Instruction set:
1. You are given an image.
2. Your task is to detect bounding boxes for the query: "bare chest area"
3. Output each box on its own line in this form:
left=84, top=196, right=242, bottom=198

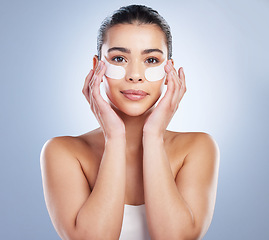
left=77, top=140, right=186, bottom=205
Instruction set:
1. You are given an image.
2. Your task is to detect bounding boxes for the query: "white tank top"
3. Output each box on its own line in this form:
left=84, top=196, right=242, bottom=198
left=119, top=204, right=151, bottom=240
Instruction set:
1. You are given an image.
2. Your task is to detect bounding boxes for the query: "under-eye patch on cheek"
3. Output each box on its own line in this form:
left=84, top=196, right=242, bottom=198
left=145, top=60, right=167, bottom=82
left=102, top=57, right=126, bottom=79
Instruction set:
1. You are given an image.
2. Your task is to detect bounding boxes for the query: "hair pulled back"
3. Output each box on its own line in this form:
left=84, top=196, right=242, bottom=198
left=97, top=5, right=172, bottom=60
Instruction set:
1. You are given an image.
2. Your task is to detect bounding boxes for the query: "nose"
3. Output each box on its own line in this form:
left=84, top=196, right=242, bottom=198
left=125, top=62, right=144, bottom=83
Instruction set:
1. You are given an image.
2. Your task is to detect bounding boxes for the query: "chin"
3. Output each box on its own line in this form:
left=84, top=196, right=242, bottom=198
left=112, top=100, right=156, bottom=118
left=121, top=106, right=151, bottom=117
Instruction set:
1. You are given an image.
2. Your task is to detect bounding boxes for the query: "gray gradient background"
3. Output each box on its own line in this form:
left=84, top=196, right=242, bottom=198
left=1, top=0, right=268, bottom=239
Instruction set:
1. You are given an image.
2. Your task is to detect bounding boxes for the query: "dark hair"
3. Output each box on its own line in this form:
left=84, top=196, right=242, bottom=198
left=97, top=5, right=172, bottom=60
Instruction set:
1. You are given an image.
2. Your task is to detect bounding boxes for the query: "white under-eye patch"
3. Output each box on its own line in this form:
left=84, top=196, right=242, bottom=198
left=101, top=57, right=167, bottom=82
left=145, top=60, right=167, bottom=82
left=102, top=57, right=126, bottom=79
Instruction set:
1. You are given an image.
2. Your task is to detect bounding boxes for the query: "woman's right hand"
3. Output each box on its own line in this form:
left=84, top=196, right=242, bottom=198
left=82, top=61, right=125, bottom=140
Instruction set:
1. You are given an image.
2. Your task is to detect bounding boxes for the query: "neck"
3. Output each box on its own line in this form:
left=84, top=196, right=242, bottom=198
left=116, top=108, right=153, bottom=147
left=112, top=106, right=154, bottom=164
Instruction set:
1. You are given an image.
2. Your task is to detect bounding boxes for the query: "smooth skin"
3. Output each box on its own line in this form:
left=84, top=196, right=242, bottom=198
left=40, top=23, right=219, bottom=240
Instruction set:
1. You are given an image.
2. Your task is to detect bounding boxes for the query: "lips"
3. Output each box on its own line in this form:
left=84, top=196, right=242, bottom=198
left=120, top=89, right=149, bottom=101
left=121, top=89, right=148, bottom=96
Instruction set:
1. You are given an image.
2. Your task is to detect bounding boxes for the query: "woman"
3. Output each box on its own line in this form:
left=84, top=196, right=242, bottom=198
left=40, top=5, right=219, bottom=240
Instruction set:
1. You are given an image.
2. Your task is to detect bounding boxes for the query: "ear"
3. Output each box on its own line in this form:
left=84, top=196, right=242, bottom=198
left=164, top=58, right=174, bottom=85
left=93, top=55, right=99, bottom=71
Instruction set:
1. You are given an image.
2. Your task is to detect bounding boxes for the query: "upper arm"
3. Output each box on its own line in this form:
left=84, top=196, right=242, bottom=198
left=175, top=133, right=220, bottom=238
left=40, top=137, right=91, bottom=240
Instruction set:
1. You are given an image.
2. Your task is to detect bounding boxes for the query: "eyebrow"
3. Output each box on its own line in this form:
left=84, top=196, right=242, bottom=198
left=142, top=48, right=163, bottom=55
left=108, top=47, right=131, bottom=53
left=107, top=47, right=163, bottom=55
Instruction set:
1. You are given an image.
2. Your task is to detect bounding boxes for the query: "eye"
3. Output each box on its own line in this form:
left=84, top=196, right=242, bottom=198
left=145, top=57, right=159, bottom=64
left=111, top=56, right=126, bottom=63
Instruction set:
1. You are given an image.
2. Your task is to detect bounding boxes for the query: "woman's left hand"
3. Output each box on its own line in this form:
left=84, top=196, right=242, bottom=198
left=143, top=60, right=186, bottom=138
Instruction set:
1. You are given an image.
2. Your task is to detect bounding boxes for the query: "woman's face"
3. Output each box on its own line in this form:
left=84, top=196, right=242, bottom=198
left=100, top=23, right=168, bottom=116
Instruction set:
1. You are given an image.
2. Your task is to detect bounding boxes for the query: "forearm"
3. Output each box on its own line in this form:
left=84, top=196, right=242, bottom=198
left=75, top=137, right=126, bottom=240
left=143, top=136, right=196, bottom=240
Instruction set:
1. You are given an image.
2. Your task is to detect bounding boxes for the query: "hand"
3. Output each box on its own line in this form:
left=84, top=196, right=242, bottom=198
left=143, top=60, right=186, bottom=138
left=82, top=61, right=125, bottom=140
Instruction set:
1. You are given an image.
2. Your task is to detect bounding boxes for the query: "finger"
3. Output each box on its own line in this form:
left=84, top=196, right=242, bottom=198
left=92, top=62, right=106, bottom=100
left=89, top=65, right=102, bottom=113
left=95, top=61, right=106, bottom=87
left=169, top=61, right=180, bottom=89
left=177, top=67, right=186, bottom=96
left=89, top=85, right=104, bottom=126
left=95, top=61, right=103, bottom=75
left=165, top=61, right=183, bottom=108
left=166, top=60, right=178, bottom=77
left=89, top=61, right=103, bottom=98
left=89, top=61, right=104, bottom=102
left=88, top=80, right=100, bottom=121
left=89, top=61, right=103, bottom=88
left=82, top=70, right=94, bottom=97
left=89, top=84, right=97, bottom=114
left=172, top=67, right=186, bottom=108
left=171, top=70, right=181, bottom=107
left=165, top=61, right=176, bottom=95
left=92, top=62, right=109, bottom=110
left=159, top=69, right=175, bottom=109
left=169, top=61, right=183, bottom=86
left=88, top=63, right=104, bottom=113
left=179, top=67, right=187, bottom=93
left=167, top=61, right=178, bottom=96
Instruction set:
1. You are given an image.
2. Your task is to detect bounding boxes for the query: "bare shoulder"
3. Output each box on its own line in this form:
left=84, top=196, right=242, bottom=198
left=165, top=130, right=220, bottom=164
left=40, top=128, right=104, bottom=167
left=41, top=135, right=77, bottom=154
left=40, top=135, right=85, bottom=163
left=183, top=132, right=220, bottom=162
left=40, top=137, right=83, bottom=185
left=166, top=130, right=218, bottom=146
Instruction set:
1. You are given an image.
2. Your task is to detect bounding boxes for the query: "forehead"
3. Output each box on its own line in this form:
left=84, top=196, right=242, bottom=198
left=103, top=24, right=167, bottom=53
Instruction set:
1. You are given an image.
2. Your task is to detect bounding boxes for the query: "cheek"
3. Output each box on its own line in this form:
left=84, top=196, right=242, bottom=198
left=150, top=80, right=165, bottom=98
left=103, top=77, right=120, bottom=96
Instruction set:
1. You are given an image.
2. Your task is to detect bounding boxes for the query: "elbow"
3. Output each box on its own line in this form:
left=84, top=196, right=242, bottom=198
left=59, top=231, right=105, bottom=240
left=55, top=225, right=99, bottom=240
left=178, top=223, right=206, bottom=240
left=179, top=212, right=203, bottom=240
left=168, top=220, right=204, bottom=240
left=153, top=222, right=203, bottom=240
left=62, top=227, right=118, bottom=240
left=57, top=217, right=120, bottom=240
left=183, top=231, right=202, bottom=240
left=167, top=229, right=201, bottom=240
